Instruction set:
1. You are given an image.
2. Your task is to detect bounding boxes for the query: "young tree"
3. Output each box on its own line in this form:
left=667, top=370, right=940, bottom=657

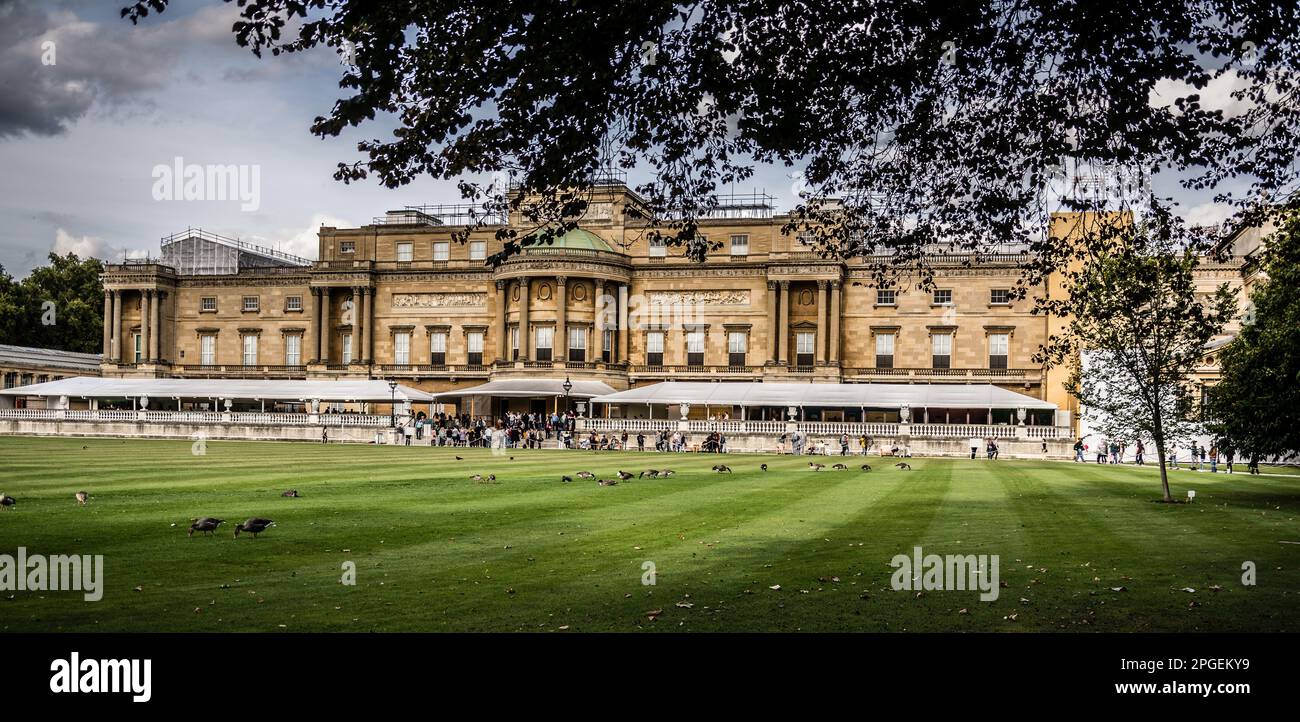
left=1208, top=214, right=1300, bottom=461
left=1061, top=232, right=1236, bottom=502
left=121, top=1, right=1300, bottom=285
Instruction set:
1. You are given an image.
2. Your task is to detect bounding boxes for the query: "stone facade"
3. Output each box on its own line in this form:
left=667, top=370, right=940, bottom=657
left=100, top=187, right=1250, bottom=428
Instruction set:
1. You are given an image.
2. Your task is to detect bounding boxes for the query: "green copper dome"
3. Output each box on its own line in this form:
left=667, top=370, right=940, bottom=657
left=524, top=228, right=615, bottom=253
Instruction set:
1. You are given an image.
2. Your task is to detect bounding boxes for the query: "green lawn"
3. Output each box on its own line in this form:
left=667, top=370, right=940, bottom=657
left=0, top=436, right=1296, bottom=632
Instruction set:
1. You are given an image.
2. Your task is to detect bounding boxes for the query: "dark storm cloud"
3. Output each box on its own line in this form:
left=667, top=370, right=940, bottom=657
left=0, top=0, right=238, bottom=139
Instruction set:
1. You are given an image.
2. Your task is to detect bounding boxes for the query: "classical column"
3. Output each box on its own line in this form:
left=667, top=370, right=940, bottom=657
left=778, top=281, right=790, bottom=365
left=766, top=281, right=778, bottom=364
left=495, top=280, right=508, bottom=362
left=318, top=289, right=331, bottom=363
left=518, top=276, right=531, bottom=361
left=360, top=287, right=372, bottom=363
left=617, top=283, right=630, bottom=363
left=111, top=290, right=122, bottom=362
left=815, top=280, right=827, bottom=364
left=309, top=289, right=321, bottom=363
left=101, top=290, right=112, bottom=358
left=594, top=278, right=606, bottom=362
left=555, top=276, right=568, bottom=363
left=828, top=281, right=841, bottom=364
left=140, top=291, right=151, bottom=364
left=150, top=290, right=162, bottom=361
left=351, top=287, right=364, bottom=364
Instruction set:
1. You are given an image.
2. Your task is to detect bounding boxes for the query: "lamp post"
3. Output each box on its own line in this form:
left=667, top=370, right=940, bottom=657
left=388, top=378, right=398, bottom=428
left=562, top=375, right=573, bottom=415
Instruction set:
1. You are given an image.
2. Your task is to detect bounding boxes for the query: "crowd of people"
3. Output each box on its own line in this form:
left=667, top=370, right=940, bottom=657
left=1070, top=437, right=1264, bottom=474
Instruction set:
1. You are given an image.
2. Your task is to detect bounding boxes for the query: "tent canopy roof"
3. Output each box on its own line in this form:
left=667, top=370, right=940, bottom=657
left=434, top=378, right=615, bottom=399
left=0, top=376, right=435, bottom=403
left=590, top=381, right=1057, bottom=409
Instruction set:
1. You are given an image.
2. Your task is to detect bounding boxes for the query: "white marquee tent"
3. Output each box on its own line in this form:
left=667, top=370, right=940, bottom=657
left=0, top=376, right=436, bottom=405
left=590, top=381, right=1057, bottom=410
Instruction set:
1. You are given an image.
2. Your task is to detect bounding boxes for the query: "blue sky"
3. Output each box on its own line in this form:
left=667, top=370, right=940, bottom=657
left=0, top=0, right=1240, bottom=276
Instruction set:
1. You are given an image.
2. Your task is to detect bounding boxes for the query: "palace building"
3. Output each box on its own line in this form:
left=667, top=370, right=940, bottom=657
left=95, top=182, right=1136, bottom=429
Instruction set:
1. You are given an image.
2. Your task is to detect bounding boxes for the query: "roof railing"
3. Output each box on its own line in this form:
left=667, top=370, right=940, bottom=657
left=159, top=227, right=311, bottom=266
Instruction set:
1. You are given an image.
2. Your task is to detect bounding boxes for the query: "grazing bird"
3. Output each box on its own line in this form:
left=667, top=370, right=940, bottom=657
left=660, top=470, right=675, bottom=477
left=895, top=462, right=912, bottom=470
left=471, top=474, right=484, bottom=482
left=832, top=463, right=848, bottom=470
left=0, top=494, right=15, bottom=508
left=860, top=464, right=872, bottom=472
left=233, top=518, right=275, bottom=538
left=576, top=471, right=595, bottom=479
left=712, top=464, right=732, bottom=473
left=561, top=475, right=573, bottom=483
left=488, top=474, right=497, bottom=482
left=809, top=463, right=825, bottom=471
left=75, top=491, right=88, bottom=505
left=281, top=489, right=301, bottom=498
left=455, top=456, right=463, bottom=461
left=639, top=469, right=659, bottom=478
left=597, top=478, right=618, bottom=486
left=617, top=470, right=634, bottom=481
left=760, top=463, right=768, bottom=471
left=188, top=517, right=225, bottom=537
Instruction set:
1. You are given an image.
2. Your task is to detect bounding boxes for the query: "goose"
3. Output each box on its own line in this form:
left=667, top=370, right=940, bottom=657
left=188, top=517, right=225, bottom=537
left=471, top=474, right=484, bottom=482
left=597, top=478, right=618, bottom=486
left=832, top=463, right=848, bottom=470
left=561, top=475, right=573, bottom=483
left=75, top=491, right=89, bottom=505
left=660, top=470, right=675, bottom=477
left=455, top=456, right=464, bottom=461
left=0, top=494, right=15, bottom=508
left=895, top=462, right=912, bottom=470
left=712, top=464, right=732, bottom=473
left=488, top=474, right=497, bottom=482
left=639, top=469, right=659, bottom=478
left=860, top=464, right=872, bottom=472
left=281, top=489, right=301, bottom=498
left=575, top=471, right=595, bottom=479
left=617, top=471, right=634, bottom=481
left=809, top=463, right=825, bottom=471
left=760, top=464, right=767, bottom=471
left=233, top=518, right=275, bottom=538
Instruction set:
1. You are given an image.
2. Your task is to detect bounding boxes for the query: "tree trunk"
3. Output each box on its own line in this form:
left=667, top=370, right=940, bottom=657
left=1154, top=436, right=1173, bottom=503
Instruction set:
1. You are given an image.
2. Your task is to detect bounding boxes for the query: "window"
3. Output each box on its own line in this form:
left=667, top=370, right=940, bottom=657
left=796, top=332, right=815, bottom=368
left=467, top=331, right=484, bottom=366
left=534, top=326, right=554, bottom=362
left=797, top=233, right=815, bottom=246
left=933, top=289, right=953, bottom=305
left=509, top=326, right=520, bottom=361
left=200, top=297, right=217, bottom=312
left=876, top=289, right=896, bottom=306
left=396, top=242, right=413, bottom=262
left=3, top=372, right=15, bottom=389
left=728, top=331, right=747, bottom=367
left=433, top=242, right=449, bottom=261
left=200, top=335, right=215, bottom=366
left=875, top=333, right=895, bottom=369
left=285, top=296, right=302, bottom=312
left=602, top=329, right=613, bottom=363
left=989, top=333, right=1009, bottom=369
left=285, top=335, right=301, bottom=366
left=430, top=331, right=447, bottom=366
left=242, top=296, right=260, bottom=312
left=686, top=329, right=705, bottom=366
left=469, top=241, right=486, bottom=261
left=394, top=332, right=411, bottom=365
left=648, top=236, right=667, bottom=257
left=341, top=333, right=353, bottom=364
left=932, top=333, right=952, bottom=369
left=568, top=327, right=586, bottom=363
left=730, top=234, right=749, bottom=256
left=646, top=331, right=665, bottom=366
left=340, top=241, right=355, bottom=254
left=133, top=333, right=143, bottom=362
left=242, top=335, right=258, bottom=366
left=990, top=288, right=1011, bottom=305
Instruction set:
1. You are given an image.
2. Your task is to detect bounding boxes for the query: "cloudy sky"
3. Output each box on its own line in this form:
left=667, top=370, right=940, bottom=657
left=0, top=0, right=1240, bottom=277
